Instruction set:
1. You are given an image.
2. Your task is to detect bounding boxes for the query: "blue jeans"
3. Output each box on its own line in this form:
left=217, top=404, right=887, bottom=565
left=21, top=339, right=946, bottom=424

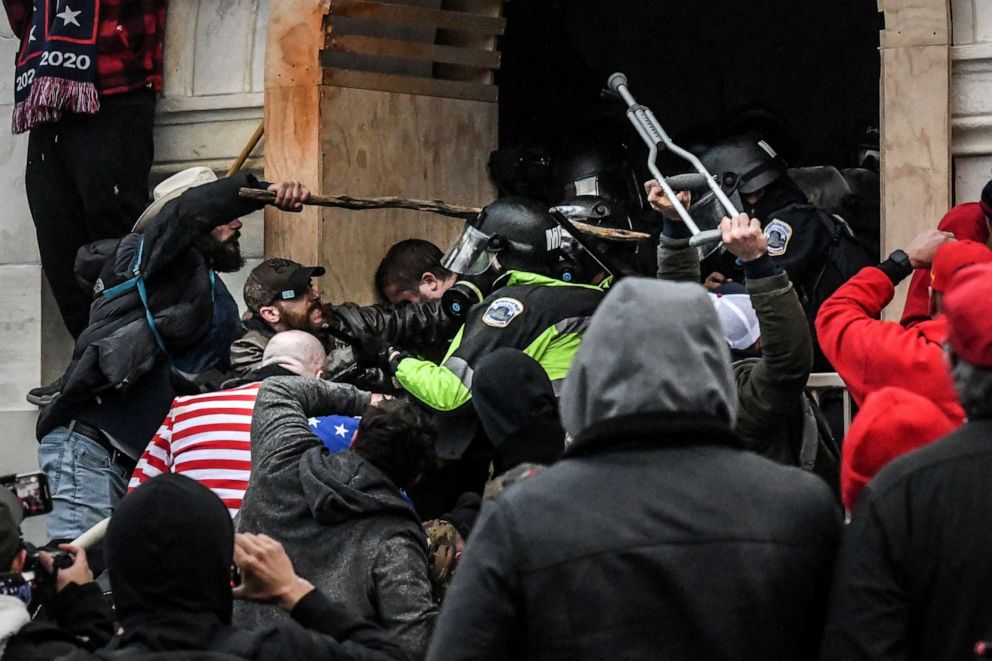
left=38, top=426, right=129, bottom=541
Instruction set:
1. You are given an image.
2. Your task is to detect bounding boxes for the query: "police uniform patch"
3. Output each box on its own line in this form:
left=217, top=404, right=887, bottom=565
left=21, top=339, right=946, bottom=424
left=482, top=297, right=524, bottom=328
left=764, top=219, right=793, bottom=257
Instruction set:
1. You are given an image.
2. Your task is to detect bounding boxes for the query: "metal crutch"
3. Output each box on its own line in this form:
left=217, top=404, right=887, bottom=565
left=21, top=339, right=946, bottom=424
left=608, top=72, right=737, bottom=247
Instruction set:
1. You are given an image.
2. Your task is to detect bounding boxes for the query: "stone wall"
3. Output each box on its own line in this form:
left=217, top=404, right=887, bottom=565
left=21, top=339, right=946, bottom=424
left=952, top=0, right=992, bottom=200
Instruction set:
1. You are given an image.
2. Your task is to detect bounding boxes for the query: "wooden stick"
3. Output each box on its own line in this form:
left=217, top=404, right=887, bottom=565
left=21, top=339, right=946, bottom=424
left=239, top=188, right=651, bottom=241
left=239, top=187, right=481, bottom=219
left=226, top=121, right=265, bottom=177
left=568, top=220, right=650, bottom=242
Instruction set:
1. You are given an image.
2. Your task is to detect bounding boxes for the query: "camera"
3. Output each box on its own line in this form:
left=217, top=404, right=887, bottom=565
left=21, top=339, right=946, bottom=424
left=0, top=544, right=74, bottom=607
left=1, top=471, right=54, bottom=518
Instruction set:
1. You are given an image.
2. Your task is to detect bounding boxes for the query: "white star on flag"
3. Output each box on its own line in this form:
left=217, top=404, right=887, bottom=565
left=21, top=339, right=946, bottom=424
left=334, top=424, right=349, bottom=438
left=56, top=5, right=81, bottom=27
left=308, top=417, right=319, bottom=428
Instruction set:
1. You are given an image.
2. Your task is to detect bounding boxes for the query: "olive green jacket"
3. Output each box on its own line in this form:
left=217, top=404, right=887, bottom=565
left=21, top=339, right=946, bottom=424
left=658, top=235, right=839, bottom=489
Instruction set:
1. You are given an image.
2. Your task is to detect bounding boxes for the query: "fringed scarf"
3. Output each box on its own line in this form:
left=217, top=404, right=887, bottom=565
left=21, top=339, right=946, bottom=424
left=12, top=0, right=101, bottom=134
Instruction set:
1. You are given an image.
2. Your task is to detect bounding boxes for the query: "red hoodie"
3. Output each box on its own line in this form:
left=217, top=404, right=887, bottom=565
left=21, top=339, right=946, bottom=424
left=816, top=266, right=965, bottom=424
left=900, top=202, right=990, bottom=327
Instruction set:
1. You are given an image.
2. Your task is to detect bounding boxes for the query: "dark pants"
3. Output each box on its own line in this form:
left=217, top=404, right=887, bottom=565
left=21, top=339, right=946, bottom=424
left=26, top=92, right=155, bottom=338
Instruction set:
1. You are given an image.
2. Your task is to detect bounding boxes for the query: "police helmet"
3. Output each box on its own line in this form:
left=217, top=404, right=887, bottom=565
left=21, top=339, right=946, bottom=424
left=700, top=137, right=786, bottom=195
left=549, top=140, right=644, bottom=215
left=442, top=196, right=562, bottom=277
left=550, top=195, right=639, bottom=281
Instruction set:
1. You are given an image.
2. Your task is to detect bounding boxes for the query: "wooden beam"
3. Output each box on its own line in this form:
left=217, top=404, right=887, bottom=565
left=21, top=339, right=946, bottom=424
left=878, top=0, right=950, bottom=48
left=880, top=43, right=951, bottom=317
left=330, top=0, right=506, bottom=36
left=265, top=0, right=328, bottom=88
left=324, top=34, right=501, bottom=69
left=324, top=68, right=498, bottom=102
left=263, top=0, right=328, bottom=266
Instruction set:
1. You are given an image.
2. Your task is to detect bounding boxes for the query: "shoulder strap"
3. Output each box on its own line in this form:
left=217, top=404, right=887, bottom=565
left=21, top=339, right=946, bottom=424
left=100, top=236, right=172, bottom=358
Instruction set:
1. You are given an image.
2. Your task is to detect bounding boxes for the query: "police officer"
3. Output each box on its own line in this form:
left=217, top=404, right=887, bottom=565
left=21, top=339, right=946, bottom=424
left=550, top=195, right=641, bottom=287
left=353, top=197, right=604, bottom=498
left=688, top=136, right=872, bottom=370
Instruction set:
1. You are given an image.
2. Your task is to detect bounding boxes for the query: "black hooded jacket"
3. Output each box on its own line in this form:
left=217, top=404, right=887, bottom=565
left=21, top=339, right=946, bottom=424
left=52, top=474, right=407, bottom=660
left=427, top=278, right=840, bottom=661
left=37, top=173, right=264, bottom=456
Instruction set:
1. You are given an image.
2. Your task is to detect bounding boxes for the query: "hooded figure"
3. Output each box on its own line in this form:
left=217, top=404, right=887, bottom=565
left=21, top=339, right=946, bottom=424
left=234, top=377, right=437, bottom=660
left=426, top=278, right=840, bottom=661
left=472, top=348, right=565, bottom=475
left=106, top=474, right=236, bottom=648
left=92, top=474, right=408, bottom=659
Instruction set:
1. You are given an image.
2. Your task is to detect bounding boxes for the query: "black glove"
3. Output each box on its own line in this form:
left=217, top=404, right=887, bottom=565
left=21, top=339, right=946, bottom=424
left=349, top=334, right=395, bottom=371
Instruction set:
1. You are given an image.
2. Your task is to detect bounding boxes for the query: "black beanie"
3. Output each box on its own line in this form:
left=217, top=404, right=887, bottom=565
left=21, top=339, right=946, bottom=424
left=105, top=474, right=234, bottom=625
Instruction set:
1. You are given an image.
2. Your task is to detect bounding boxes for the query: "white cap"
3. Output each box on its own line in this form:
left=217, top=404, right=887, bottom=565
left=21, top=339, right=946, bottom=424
left=708, top=291, right=761, bottom=351
left=132, top=166, right=219, bottom=231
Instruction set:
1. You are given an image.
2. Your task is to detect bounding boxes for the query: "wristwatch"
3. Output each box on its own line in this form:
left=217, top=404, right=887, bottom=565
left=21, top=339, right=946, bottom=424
left=888, top=249, right=912, bottom=270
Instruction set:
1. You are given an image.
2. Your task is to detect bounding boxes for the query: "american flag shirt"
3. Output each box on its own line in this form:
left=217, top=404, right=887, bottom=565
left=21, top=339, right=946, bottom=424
left=129, top=382, right=260, bottom=518
left=129, top=383, right=366, bottom=518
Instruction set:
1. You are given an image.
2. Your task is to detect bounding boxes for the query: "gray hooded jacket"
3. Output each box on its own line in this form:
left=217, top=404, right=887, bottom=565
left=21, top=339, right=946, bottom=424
left=427, top=278, right=839, bottom=661
left=234, top=377, right=437, bottom=660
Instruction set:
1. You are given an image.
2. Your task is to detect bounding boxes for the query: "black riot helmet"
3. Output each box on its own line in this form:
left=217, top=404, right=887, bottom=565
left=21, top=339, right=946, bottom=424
left=550, top=195, right=638, bottom=283
left=442, top=196, right=563, bottom=278
left=441, top=197, right=563, bottom=319
left=700, top=137, right=787, bottom=195
left=549, top=139, right=644, bottom=217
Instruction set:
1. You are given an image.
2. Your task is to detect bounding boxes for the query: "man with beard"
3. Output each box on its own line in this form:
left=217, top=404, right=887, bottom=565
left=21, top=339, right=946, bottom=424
left=35, top=167, right=308, bottom=542
left=230, top=257, right=459, bottom=392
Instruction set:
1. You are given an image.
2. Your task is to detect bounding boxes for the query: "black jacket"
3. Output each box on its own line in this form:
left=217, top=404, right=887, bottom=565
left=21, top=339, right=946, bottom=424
left=229, top=300, right=457, bottom=392
left=52, top=589, right=408, bottom=660
left=821, top=418, right=992, bottom=661
left=427, top=278, right=840, bottom=661
left=2, top=582, right=115, bottom=660
left=37, top=173, right=264, bottom=456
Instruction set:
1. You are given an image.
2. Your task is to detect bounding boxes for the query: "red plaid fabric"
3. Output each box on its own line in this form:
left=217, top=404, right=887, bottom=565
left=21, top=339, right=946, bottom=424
left=3, top=0, right=165, bottom=96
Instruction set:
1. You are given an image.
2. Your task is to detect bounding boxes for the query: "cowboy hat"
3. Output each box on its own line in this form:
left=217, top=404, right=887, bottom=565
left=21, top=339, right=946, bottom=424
left=132, top=166, right=219, bottom=231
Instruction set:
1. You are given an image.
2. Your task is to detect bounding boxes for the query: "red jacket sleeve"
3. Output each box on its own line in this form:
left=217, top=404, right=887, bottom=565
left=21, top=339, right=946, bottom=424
left=815, top=266, right=964, bottom=423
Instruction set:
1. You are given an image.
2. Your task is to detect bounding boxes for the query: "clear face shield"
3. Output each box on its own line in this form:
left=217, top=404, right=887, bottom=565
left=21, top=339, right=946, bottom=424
left=442, top=224, right=501, bottom=276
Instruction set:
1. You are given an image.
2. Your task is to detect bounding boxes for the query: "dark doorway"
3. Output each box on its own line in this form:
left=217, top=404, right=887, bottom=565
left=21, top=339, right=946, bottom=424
left=497, top=1, right=883, bottom=171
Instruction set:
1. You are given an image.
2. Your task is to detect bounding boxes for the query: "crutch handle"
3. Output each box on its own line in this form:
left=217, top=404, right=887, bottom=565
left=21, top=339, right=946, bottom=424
left=664, top=173, right=713, bottom=193
left=688, top=229, right=723, bottom=247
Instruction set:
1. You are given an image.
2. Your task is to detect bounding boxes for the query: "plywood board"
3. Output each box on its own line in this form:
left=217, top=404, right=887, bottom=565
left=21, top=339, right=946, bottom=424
left=263, top=84, right=323, bottom=266
left=878, top=0, right=950, bottom=47
left=325, top=34, right=500, bottom=69
left=265, top=0, right=328, bottom=88
left=881, top=43, right=951, bottom=317
left=264, top=0, right=328, bottom=269
left=331, top=0, right=506, bottom=36
left=323, top=68, right=498, bottom=101
left=316, top=85, right=497, bottom=303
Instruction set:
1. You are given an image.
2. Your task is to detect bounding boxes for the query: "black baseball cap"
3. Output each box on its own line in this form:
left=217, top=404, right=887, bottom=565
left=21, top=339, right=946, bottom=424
left=243, top=258, right=325, bottom=313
